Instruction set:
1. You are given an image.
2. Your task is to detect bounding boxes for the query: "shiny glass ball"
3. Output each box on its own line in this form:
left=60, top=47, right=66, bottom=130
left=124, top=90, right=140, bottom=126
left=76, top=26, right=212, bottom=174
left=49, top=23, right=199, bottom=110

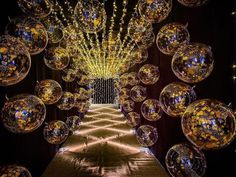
left=136, top=125, right=158, bottom=147
left=159, top=82, right=196, bottom=117
left=172, top=43, right=214, bottom=83
left=1, top=94, right=46, bottom=134
left=131, top=47, right=148, bottom=64
left=130, top=85, right=147, bottom=102
left=121, top=99, right=135, bottom=113
left=165, top=143, right=207, bottom=177
left=126, top=112, right=141, bottom=128
left=138, top=64, right=160, bottom=85
left=0, top=35, right=31, bottom=86
left=141, top=99, right=163, bottom=121
left=182, top=99, right=236, bottom=150
left=75, top=88, right=89, bottom=101
left=34, top=79, right=62, bottom=105
left=126, top=72, right=140, bottom=86
left=77, top=75, right=92, bottom=86
left=56, top=92, right=74, bottom=110
left=119, top=88, right=130, bottom=99
left=43, top=120, right=69, bottom=144
left=156, top=22, right=190, bottom=55
left=76, top=101, right=90, bottom=113
left=62, top=69, right=77, bottom=82
left=177, top=0, right=208, bottom=7
left=0, top=165, right=32, bottom=177
left=66, top=115, right=81, bottom=132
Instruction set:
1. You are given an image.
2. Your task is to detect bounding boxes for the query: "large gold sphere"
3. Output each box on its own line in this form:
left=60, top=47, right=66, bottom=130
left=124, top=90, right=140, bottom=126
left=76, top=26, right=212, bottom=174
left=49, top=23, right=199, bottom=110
left=159, top=82, right=196, bottom=117
left=1, top=94, right=46, bottom=134
left=136, top=125, right=158, bottom=147
left=182, top=99, right=236, bottom=150
left=172, top=43, right=214, bottom=83
left=177, top=0, right=208, bottom=7
left=0, top=165, right=32, bottom=177
left=138, top=64, right=160, bottom=85
left=141, top=99, right=163, bottom=121
left=0, top=35, right=31, bottom=86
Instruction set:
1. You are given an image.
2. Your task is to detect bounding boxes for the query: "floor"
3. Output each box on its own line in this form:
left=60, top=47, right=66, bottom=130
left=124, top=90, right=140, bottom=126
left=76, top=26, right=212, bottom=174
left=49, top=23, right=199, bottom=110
left=42, top=104, right=169, bottom=177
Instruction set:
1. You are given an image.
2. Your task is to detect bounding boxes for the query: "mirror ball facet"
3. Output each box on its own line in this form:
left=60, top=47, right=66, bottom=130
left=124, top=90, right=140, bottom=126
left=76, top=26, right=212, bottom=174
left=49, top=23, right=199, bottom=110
left=182, top=99, right=236, bottom=150
left=126, top=112, right=141, bottom=128
left=141, top=99, right=163, bottom=121
left=159, top=82, right=197, bottom=117
left=136, top=125, right=158, bottom=147
left=0, top=35, right=31, bottom=86
left=56, top=92, right=75, bottom=110
left=43, top=120, right=69, bottom=145
left=165, top=143, right=207, bottom=177
left=34, top=79, right=62, bottom=105
left=0, top=165, right=32, bottom=177
left=1, top=94, right=46, bottom=134
left=138, top=64, right=160, bottom=85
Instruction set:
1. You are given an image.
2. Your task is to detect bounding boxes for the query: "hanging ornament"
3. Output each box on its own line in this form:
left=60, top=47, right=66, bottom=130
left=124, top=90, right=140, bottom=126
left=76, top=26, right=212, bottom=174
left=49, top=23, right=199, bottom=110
left=138, top=64, right=160, bottom=85
left=62, top=68, right=77, bottom=82
left=177, top=0, right=208, bottom=7
left=44, top=47, right=70, bottom=70
left=126, top=112, right=141, bottom=128
left=74, top=0, right=107, bottom=33
left=5, top=17, right=48, bottom=55
left=182, top=99, right=236, bottom=150
left=0, top=165, right=32, bottom=177
left=1, top=94, right=46, bottom=134
left=56, top=92, right=74, bottom=110
left=126, top=72, right=140, bottom=86
left=159, top=82, right=196, bottom=117
left=76, top=101, right=90, bottom=113
left=77, top=75, right=92, bottom=86
left=66, top=115, right=81, bottom=132
left=130, top=85, right=147, bottom=102
left=165, top=143, right=207, bottom=177
left=172, top=43, right=214, bottom=83
left=136, top=125, right=158, bottom=147
left=119, top=73, right=129, bottom=88
left=75, top=88, right=89, bottom=100
left=119, top=88, right=130, bottom=99
left=141, top=99, right=163, bottom=121
left=156, top=22, right=190, bottom=55
left=0, top=35, right=31, bottom=86
left=43, top=120, right=69, bottom=145
left=17, top=0, right=52, bottom=18
left=138, top=0, right=172, bottom=23
left=136, top=31, right=156, bottom=49
left=131, top=47, right=148, bottom=64
left=34, top=79, right=62, bottom=105
left=121, top=99, right=135, bottom=113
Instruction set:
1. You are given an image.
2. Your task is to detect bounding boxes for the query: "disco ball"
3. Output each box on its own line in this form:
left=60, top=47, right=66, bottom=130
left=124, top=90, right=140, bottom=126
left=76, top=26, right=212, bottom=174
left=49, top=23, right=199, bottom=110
left=159, top=82, right=196, bottom=117
left=182, top=99, right=236, bottom=150
left=76, top=101, right=90, bottom=113
left=141, top=99, right=163, bottom=121
left=136, top=125, right=158, bottom=147
left=172, top=43, right=214, bottom=83
left=34, top=79, right=62, bottom=105
left=62, top=68, right=77, bottom=82
left=165, top=143, right=207, bottom=177
left=74, top=0, right=107, bottom=33
left=119, top=73, right=129, bottom=88
left=138, top=64, right=160, bottom=85
left=5, top=17, right=48, bottom=55
left=0, top=35, right=31, bottom=86
left=43, top=120, right=69, bottom=144
left=131, top=47, right=148, bottom=64
left=130, top=85, right=147, bottom=102
left=0, top=165, right=32, bottom=177
left=126, top=112, right=141, bottom=128
left=121, top=100, right=135, bottom=113
left=56, top=92, right=74, bottom=110
left=156, top=22, right=190, bottom=55
left=177, top=0, right=208, bottom=7
left=126, top=72, right=140, bottom=86
left=44, top=47, right=70, bottom=70
left=17, top=0, right=52, bottom=18
left=1, top=94, right=46, bottom=134
left=119, top=88, right=130, bottom=99
left=138, top=0, right=172, bottom=23
left=66, top=115, right=81, bottom=131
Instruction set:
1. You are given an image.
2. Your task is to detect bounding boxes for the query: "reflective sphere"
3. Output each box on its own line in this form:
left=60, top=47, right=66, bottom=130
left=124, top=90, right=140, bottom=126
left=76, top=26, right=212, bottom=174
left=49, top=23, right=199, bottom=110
left=5, top=17, right=48, bottom=55
left=130, top=85, right=147, bottom=102
left=35, top=79, right=62, bottom=105
left=17, top=0, right=52, bottom=18
left=44, top=47, right=70, bottom=70
left=75, top=87, right=89, bottom=100
left=177, top=0, right=208, bottom=7
left=74, top=0, right=107, bottom=33
left=141, top=99, right=163, bottom=121
left=1, top=94, right=46, bottom=134
left=119, top=73, right=129, bottom=88
left=121, top=100, right=135, bottom=113
left=62, top=69, right=77, bottom=82
left=77, top=75, right=92, bottom=86
left=138, top=0, right=172, bottom=23
left=131, top=47, right=148, bottom=64
left=66, top=115, right=81, bottom=131
left=160, top=82, right=196, bottom=117
left=126, top=72, right=140, bottom=86
left=136, top=31, right=156, bottom=49
left=43, top=120, right=69, bottom=144
left=182, top=99, right=236, bottom=150
left=157, top=23, right=190, bottom=55
left=56, top=92, right=74, bottom=110
left=165, top=143, right=207, bottom=177
left=172, top=43, right=214, bottom=83
left=0, top=165, right=32, bottom=177
left=0, top=35, right=31, bottom=86
left=76, top=101, right=90, bottom=113
left=136, top=125, right=158, bottom=147
left=138, top=64, right=160, bottom=85
left=119, top=88, right=130, bottom=99
left=126, top=112, right=141, bottom=128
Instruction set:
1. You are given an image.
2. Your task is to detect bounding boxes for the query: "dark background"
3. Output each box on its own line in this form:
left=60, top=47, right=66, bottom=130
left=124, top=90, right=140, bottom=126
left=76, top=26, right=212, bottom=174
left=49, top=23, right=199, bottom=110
left=0, top=0, right=236, bottom=177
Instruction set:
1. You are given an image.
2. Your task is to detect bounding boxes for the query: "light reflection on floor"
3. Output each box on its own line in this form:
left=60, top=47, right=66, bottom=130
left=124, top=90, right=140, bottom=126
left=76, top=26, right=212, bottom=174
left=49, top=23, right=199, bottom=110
left=42, top=104, right=169, bottom=177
